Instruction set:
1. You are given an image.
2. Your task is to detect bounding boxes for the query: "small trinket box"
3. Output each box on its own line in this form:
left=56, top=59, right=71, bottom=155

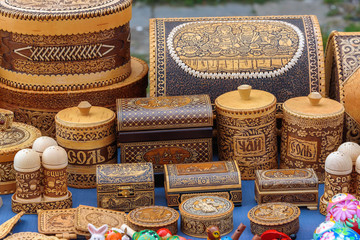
left=127, top=206, right=179, bottom=235
left=164, top=161, right=242, bottom=207
left=179, top=195, right=234, bottom=238
left=255, top=168, right=318, bottom=210
left=248, top=202, right=300, bottom=236
left=96, top=162, right=155, bottom=212
left=117, top=95, right=213, bottom=173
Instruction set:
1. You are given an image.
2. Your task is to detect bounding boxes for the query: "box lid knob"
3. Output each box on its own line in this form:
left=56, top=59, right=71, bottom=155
left=77, top=101, right=92, bottom=116
left=238, top=85, right=251, bottom=100
left=308, top=92, right=322, bottom=106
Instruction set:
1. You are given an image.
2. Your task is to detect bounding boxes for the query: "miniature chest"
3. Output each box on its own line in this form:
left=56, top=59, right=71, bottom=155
left=255, top=168, right=318, bottom=210
left=248, top=202, right=300, bottom=236
left=150, top=15, right=325, bottom=115
left=117, top=95, right=213, bottom=173
left=55, top=102, right=117, bottom=189
left=280, top=93, right=344, bottom=182
left=179, top=195, right=234, bottom=238
left=96, top=162, right=155, bottom=212
left=0, top=109, right=41, bottom=195
left=164, top=161, right=242, bottom=207
left=127, top=206, right=179, bottom=235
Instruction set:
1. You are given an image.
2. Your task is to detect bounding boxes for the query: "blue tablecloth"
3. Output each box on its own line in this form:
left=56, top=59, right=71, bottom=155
left=0, top=181, right=325, bottom=240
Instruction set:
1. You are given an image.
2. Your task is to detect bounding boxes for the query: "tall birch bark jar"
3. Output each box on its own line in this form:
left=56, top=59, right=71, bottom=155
left=55, top=101, right=117, bottom=188
left=215, top=85, right=277, bottom=180
left=280, top=92, right=344, bottom=182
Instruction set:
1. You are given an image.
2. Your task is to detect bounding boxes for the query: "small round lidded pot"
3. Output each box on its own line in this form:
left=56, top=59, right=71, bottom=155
left=55, top=101, right=117, bottom=188
left=215, top=85, right=277, bottom=179
left=280, top=92, right=344, bottom=182
left=179, top=195, right=234, bottom=238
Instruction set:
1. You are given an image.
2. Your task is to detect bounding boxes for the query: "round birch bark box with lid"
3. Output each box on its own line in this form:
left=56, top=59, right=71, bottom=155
left=55, top=101, right=117, bottom=188
left=280, top=92, right=345, bottom=182
left=0, top=109, right=41, bottom=194
left=215, top=85, right=277, bottom=180
left=179, top=195, right=234, bottom=238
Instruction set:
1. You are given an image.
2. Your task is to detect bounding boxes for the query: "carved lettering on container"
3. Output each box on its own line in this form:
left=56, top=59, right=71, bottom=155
left=233, top=134, right=265, bottom=157
left=287, top=137, right=318, bottom=162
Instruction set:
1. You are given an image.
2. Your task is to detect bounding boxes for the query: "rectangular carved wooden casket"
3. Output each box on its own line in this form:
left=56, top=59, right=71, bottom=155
left=117, top=95, right=213, bottom=173
left=325, top=31, right=360, bottom=143
left=96, top=162, right=155, bottom=212
left=255, top=168, right=318, bottom=210
left=150, top=15, right=325, bottom=114
left=164, top=161, right=242, bottom=207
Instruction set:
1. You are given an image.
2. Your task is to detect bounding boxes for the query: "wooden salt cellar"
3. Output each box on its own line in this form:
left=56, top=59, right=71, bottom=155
left=280, top=92, right=344, bottom=182
left=319, top=151, right=352, bottom=215
left=248, top=202, right=300, bottom=236
left=179, top=195, right=234, bottom=238
left=215, top=85, right=277, bottom=180
left=0, top=109, right=41, bottom=195
left=55, top=101, right=117, bottom=188
left=127, top=206, right=179, bottom=235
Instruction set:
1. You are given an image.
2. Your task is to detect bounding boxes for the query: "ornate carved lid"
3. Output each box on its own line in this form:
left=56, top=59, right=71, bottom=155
left=55, top=101, right=115, bottom=128
left=179, top=195, right=233, bottom=219
left=248, top=202, right=300, bottom=226
left=215, top=85, right=276, bottom=117
left=283, top=92, right=344, bottom=119
left=38, top=208, right=76, bottom=235
left=0, top=0, right=132, bottom=35
left=127, top=206, right=179, bottom=228
left=0, top=122, right=41, bottom=158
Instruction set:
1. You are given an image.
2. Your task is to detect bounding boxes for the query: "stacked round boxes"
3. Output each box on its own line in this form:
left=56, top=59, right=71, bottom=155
left=0, top=0, right=148, bottom=137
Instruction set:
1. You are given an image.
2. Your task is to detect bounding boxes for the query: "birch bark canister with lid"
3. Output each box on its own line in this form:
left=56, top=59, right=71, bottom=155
left=280, top=92, right=345, bottom=182
left=55, top=101, right=117, bottom=188
left=215, top=85, right=277, bottom=180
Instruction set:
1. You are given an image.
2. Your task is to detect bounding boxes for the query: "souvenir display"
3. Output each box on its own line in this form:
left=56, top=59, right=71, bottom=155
left=75, top=205, right=126, bottom=237
left=255, top=168, right=318, bottom=210
left=42, top=146, right=69, bottom=201
left=320, top=151, right=353, bottom=215
left=215, top=85, right=277, bottom=179
left=4, top=232, right=61, bottom=240
left=325, top=31, right=360, bottom=144
left=127, top=206, right=179, bottom=234
left=149, top=15, right=325, bottom=115
left=0, top=110, right=41, bottom=195
left=179, top=195, right=234, bottom=238
left=0, top=211, right=24, bottom=239
left=55, top=101, right=117, bottom=189
left=280, top=92, right=344, bottom=182
left=164, top=161, right=242, bottom=207
left=338, top=142, right=360, bottom=194
left=117, top=95, right=213, bottom=173
left=248, top=202, right=300, bottom=236
left=96, top=163, right=155, bottom=212
left=37, top=208, right=76, bottom=236
left=0, top=57, right=148, bottom=137
left=326, top=199, right=360, bottom=234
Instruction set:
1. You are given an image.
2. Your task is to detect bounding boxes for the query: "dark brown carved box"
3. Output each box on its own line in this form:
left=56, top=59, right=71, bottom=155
left=117, top=95, right=213, bottom=173
left=255, top=168, right=318, bottom=210
left=164, top=161, right=242, bottom=207
left=96, top=162, right=155, bottom=212
left=149, top=15, right=325, bottom=115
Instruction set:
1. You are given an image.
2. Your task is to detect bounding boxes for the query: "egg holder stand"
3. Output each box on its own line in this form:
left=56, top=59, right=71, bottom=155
left=11, top=191, right=72, bottom=214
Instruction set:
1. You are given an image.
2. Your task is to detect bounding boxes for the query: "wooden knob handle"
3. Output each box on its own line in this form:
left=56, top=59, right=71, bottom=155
left=238, top=85, right=252, bottom=100
left=77, top=101, right=92, bottom=116
left=0, top=108, right=14, bottom=131
left=308, top=92, right=322, bottom=106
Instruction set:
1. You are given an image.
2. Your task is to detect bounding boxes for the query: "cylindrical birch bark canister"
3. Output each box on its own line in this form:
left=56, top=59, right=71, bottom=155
left=0, top=109, right=41, bottom=195
left=319, top=151, right=352, bottom=215
left=42, top=146, right=68, bottom=202
left=13, top=149, right=42, bottom=203
left=215, top=85, right=277, bottom=180
left=337, top=142, right=360, bottom=194
left=55, top=101, right=117, bottom=188
left=280, top=92, right=345, bottom=182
